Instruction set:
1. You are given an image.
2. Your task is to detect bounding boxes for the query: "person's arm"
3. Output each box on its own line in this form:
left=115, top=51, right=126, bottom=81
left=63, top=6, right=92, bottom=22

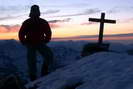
left=19, top=22, right=27, bottom=45
left=44, top=22, right=52, bottom=43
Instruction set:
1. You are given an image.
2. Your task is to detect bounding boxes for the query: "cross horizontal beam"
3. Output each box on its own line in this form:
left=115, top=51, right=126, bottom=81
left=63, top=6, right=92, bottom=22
left=88, top=13, right=116, bottom=44
left=89, top=18, right=116, bottom=24
left=89, top=18, right=101, bottom=22
left=104, top=19, right=116, bottom=23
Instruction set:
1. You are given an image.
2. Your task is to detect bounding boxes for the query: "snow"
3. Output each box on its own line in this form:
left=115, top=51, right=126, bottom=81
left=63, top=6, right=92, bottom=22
left=26, top=52, right=133, bottom=89
left=0, top=40, right=86, bottom=81
left=0, top=40, right=133, bottom=89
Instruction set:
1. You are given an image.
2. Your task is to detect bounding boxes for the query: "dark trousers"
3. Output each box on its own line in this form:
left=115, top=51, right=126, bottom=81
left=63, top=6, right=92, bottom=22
left=26, top=43, right=53, bottom=81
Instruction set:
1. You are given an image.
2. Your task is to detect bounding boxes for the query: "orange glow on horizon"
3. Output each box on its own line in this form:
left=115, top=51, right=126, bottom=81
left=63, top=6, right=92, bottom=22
left=0, top=32, right=133, bottom=42
left=0, top=32, right=18, bottom=40
left=0, top=22, right=133, bottom=40
left=51, top=36, right=133, bottom=41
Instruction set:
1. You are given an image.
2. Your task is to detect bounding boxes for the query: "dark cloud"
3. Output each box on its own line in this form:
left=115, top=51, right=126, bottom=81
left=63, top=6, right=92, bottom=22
left=108, top=6, right=133, bottom=14
left=0, top=5, right=28, bottom=21
left=42, top=9, right=60, bottom=14
left=48, top=18, right=71, bottom=23
left=0, top=25, right=20, bottom=33
left=71, top=3, right=89, bottom=8
left=41, top=3, right=89, bottom=8
left=84, top=8, right=101, bottom=15
left=0, top=7, right=60, bottom=20
left=80, top=22, right=97, bottom=26
left=0, top=5, right=28, bottom=13
left=48, top=18, right=71, bottom=28
left=0, top=6, right=18, bottom=12
left=0, top=14, right=24, bottom=21
left=0, top=25, right=11, bottom=31
left=49, top=20, right=61, bottom=23
left=0, top=16, right=16, bottom=21
left=51, top=8, right=101, bottom=17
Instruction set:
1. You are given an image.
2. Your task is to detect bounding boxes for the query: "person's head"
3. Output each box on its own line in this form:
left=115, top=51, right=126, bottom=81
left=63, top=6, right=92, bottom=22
left=29, top=5, right=40, bottom=18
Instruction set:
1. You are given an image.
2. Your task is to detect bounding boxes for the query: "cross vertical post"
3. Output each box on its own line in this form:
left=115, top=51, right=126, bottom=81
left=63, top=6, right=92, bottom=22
left=89, top=13, right=116, bottom=45
left=99, top=13, right=105, bottom=44
left=82, top=13, right=116, bottom=57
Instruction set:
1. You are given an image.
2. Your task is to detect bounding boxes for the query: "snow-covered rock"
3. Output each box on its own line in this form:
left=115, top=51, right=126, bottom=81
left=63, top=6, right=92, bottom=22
left=0, top=40, right=86, bottom=81
left=109, top=42, right=129, bottom=53
left=0, top=40, right=133, bottom=89
left=26, top=52, right=133, bottom=89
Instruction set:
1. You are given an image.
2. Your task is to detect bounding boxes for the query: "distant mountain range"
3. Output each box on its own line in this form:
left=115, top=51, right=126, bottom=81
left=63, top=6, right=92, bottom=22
left=52, top=33, right=133, bottom=41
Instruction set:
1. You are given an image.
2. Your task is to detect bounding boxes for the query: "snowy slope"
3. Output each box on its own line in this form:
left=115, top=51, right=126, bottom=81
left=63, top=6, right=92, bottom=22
left=26, top=52, right=133, bottom=89
left=0, top=40, right=87, bottom=81
left=0, top=40, right=133, bottom=89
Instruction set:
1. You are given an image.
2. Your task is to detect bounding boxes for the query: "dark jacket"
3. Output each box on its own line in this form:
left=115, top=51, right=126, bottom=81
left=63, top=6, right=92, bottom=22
left=19, top=18, right=51, bottom=46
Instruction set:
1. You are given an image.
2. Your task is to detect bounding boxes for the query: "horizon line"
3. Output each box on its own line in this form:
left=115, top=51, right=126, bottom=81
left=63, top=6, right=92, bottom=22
left=0, top=33, right=133, bottom=41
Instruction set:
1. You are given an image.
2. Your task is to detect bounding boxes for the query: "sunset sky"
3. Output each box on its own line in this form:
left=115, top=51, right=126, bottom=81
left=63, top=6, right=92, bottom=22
left=0, top=0, right=133, bottom=40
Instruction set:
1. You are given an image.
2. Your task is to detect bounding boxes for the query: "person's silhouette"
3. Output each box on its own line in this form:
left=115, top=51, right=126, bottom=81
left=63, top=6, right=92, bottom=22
left=19, top=5, right=53, bottom=81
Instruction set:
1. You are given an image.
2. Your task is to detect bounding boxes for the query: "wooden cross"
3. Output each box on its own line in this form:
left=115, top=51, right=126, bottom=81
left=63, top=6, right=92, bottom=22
left=89, top=13, right=116, bottom=44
